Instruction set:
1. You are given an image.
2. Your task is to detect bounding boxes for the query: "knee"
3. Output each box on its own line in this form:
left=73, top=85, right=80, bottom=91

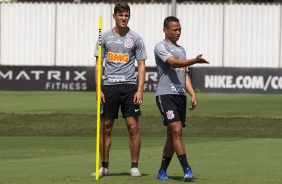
left=171, top=128, right=182, bottom=139
left=101, top=123, right=112, bottom=135
left=128, top=124, right=139, bottom=137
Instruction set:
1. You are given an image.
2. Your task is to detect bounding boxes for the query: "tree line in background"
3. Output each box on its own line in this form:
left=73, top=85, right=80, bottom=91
left=14, top=0, right=281, bottom=3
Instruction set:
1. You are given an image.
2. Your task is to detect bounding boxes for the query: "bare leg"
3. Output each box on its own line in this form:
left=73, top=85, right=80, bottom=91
left=100, top=118, right=115, bottom=163
left=125, top=116, right=141, bottom=163
left=163, top=127, right=174, bottom=157
left=157, top=121, right=187, bottom=180
left=157, top=125, right=175, bottom=179
left=168, top=121, right=192, bottom=177
left=168, top=121, right=185, bottom=155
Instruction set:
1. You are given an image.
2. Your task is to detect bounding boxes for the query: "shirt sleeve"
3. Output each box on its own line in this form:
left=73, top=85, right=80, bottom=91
left=135, top=37, right=148, bottom=61
left=154, top=43, right=173, bottom=63
left=94, top=33, right=105, bottom=58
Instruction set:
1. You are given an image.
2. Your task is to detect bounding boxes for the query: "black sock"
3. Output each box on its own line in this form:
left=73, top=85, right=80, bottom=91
left=131, top=162, right=138, bottom=168
left=177, top=154, right=190, bottom=171
left=159, top=156, right=172, bottom=172
left=102, top=162, right=109, bottom=169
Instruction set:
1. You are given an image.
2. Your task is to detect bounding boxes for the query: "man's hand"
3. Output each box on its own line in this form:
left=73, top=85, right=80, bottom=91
left=134, top=91, right=143, bottom=105
left=189, top=95, right=197, bottom=111
left=195, top=54, right=209, bottom=64
left=96, top=91, right=105, bottom=105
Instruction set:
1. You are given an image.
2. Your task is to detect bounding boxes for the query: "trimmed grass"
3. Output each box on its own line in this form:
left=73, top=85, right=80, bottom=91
left=1, top=137, right=282, bottom=184
left=1, top=91, right=282, bottom=118
left=1, top=91, right=282, bottom=183
left=1, top=114, right=282, bottom=138
left=1, top=91, right=282, bottom=138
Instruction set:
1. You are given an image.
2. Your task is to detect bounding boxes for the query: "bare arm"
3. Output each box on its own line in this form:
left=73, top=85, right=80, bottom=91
left=167, top=54, right=209, bottom=68
left=95, top=57, right=105, bottom=104
left=185, top=73, right=197, bottom=111
left=134, top=60, right=145, bottom=105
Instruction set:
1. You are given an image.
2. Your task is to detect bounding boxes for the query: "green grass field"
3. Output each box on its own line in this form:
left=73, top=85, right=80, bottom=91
left=1, top=91, right=282, bottom=118
left=1, top=91, right=282, bottom=183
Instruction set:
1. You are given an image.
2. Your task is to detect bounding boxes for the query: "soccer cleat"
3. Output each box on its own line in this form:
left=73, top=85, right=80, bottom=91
left=157, top=170, right=169, bottom=180
left=183, top=167, right=194, bottom=182
left=130, top=167, right=142, bottom=177
left=91, top=167, right=109, bottom=178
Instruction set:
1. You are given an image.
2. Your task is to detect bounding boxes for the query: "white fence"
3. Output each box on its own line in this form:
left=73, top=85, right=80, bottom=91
left=0, top=2, right=281, bottom=67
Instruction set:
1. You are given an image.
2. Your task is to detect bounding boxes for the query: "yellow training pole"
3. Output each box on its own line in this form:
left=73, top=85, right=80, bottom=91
left=95, top=17, right=102, bottom=181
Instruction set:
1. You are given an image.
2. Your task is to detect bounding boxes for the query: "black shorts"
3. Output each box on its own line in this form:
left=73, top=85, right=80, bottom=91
left=101, top=84, right=141, bottom=119
left=156, top=95, right=187, bottom=127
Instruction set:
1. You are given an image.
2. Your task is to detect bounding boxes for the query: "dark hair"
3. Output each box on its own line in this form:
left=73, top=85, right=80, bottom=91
left=164, top=16, right=179, bottom=28
left=114, top=2, right=130, bottom=15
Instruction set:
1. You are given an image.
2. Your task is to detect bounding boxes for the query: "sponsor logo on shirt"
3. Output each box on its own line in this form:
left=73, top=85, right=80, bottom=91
left=107, top=52, right=129, bottom=63
left=171, top=83, right=185, bottom=93
left=115, top=39, right=123, bottom=44
left=107, top=75, right=126, bottom=83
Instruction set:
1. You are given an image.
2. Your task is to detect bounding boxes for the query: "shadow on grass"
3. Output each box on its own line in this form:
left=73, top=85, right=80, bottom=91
left=108, top=172, right=149, bottom=177
left=170, top=176, right=199, bottom=182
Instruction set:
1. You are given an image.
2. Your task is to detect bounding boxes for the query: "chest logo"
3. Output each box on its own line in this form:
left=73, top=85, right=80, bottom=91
left=124, top=38, right=134, bottom=48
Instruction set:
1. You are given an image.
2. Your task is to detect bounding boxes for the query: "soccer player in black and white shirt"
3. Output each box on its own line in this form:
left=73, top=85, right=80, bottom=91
left=154, top=16, right=209, bottom=182
left=92, top=2, right=147, bottom=178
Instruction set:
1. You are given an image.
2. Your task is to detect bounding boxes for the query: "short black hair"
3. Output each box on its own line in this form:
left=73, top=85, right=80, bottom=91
left=114, top=2, right=130, bottom=15
left=164, top=16, right=179, bottom=28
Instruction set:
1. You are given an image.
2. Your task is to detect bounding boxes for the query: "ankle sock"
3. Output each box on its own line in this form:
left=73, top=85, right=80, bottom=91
left=159, top=156, right=172, bottom=172
left=102, top=162, right=109, bottom=169
left=131, top=162, right=138, bottom=168
left=177, top=154, right=190, bottom=171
